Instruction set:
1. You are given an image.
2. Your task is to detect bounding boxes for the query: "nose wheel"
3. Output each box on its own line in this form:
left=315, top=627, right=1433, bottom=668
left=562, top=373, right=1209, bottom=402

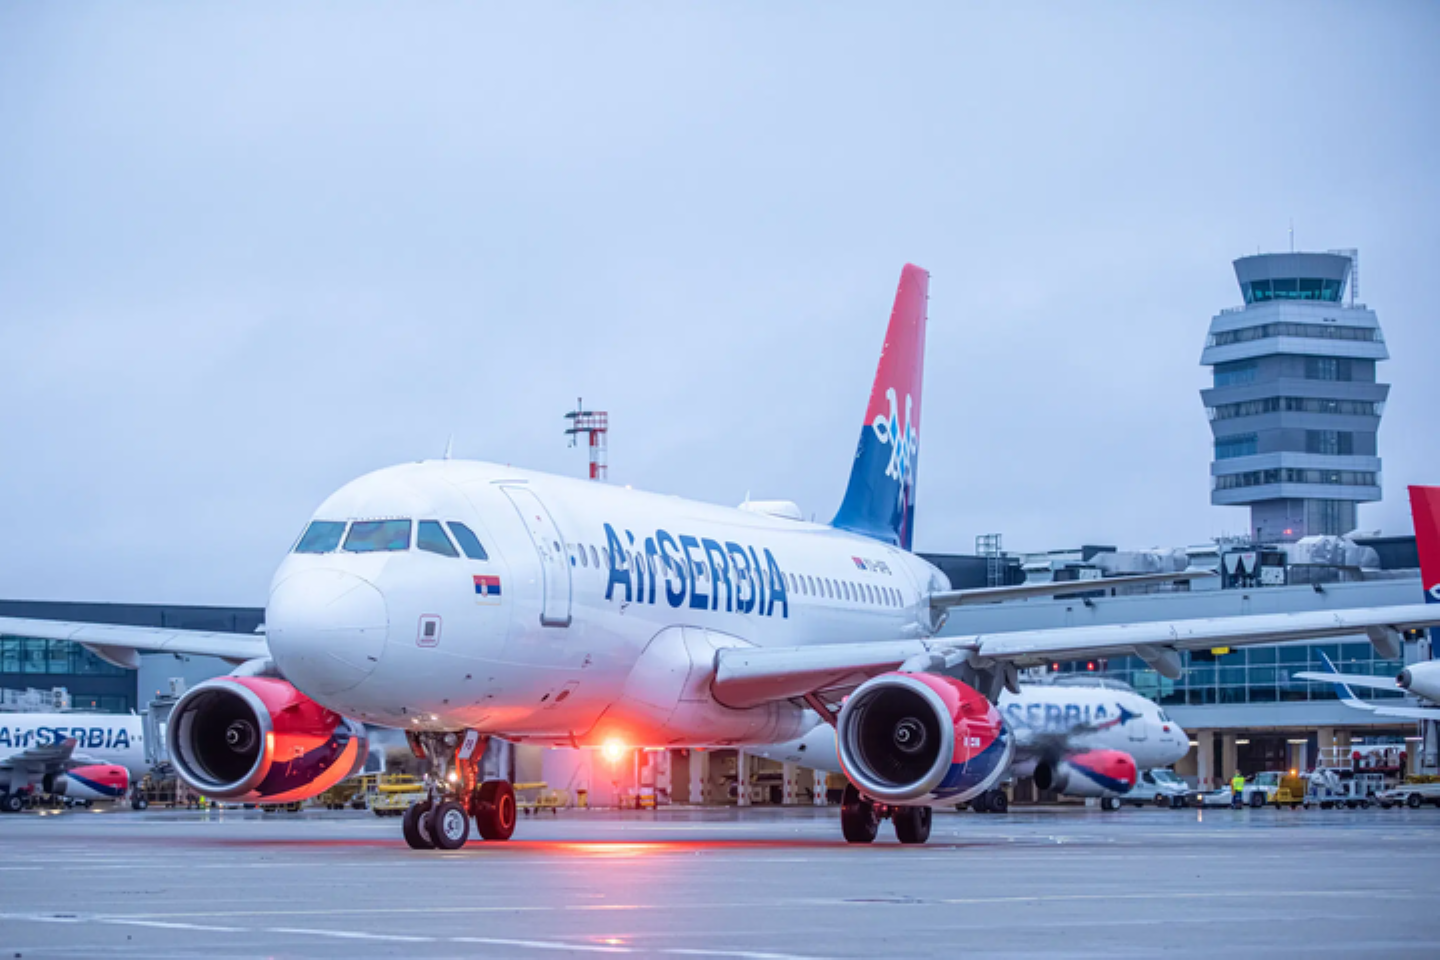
left=401, top=730, right=519, bottom=850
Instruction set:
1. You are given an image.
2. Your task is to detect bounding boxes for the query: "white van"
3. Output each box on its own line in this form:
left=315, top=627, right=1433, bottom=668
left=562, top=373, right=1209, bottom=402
left=1123, top=769, right=1191, bottom=808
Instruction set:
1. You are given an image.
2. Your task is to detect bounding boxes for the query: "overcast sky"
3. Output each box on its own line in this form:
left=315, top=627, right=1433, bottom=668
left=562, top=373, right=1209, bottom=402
left=2, top=2, right=1437, bottom=606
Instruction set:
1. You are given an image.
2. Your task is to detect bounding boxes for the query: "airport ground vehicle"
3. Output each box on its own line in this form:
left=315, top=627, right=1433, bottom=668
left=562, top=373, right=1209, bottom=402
left=1376, top=778, right=1440, bottom=809
left=1122, top=769, right=1191, bottom=808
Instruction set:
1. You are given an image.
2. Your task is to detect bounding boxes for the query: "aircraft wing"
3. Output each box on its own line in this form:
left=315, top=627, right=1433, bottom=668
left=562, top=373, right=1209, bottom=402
left=713, top=603, right=1440, bottom=709
left=0, top=617, right=267, bottom=669
left=0, top=737, right=78, bottom=786
left=929, top=570, right=1215, bottom=609
left=1294, top=671, right=1401, bottom=692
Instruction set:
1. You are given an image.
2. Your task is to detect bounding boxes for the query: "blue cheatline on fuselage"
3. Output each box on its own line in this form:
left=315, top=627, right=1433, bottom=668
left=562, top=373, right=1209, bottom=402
left=602, top=523, right=789, bottom=618
left=67, top=770, right=126, bottom=798
left=1069, top=756, right=1135, bottom=795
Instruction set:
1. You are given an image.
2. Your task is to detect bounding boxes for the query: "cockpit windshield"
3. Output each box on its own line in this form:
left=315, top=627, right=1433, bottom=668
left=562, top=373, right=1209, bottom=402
left=294, top=521, right=346, bottom=554
left=343, top=520, right=412, bottom=553
left=417, top=521, right=459, bottom=558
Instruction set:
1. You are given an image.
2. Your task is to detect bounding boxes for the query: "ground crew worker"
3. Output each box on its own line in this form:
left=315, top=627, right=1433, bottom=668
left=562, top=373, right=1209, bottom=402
left=1230, top=772, right=1246, bottom=808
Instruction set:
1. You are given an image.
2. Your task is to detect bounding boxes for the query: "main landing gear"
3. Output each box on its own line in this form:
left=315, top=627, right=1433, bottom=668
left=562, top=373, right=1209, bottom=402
left=401, top=731, right=518, bottom=851
left=839, top=783, right=933, bottom=845
left=967, top=788, right=1008, bottom=814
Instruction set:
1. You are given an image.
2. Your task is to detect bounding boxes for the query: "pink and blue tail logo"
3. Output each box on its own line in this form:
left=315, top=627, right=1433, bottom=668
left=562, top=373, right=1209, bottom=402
left=834, top=264, right=928, bottom=550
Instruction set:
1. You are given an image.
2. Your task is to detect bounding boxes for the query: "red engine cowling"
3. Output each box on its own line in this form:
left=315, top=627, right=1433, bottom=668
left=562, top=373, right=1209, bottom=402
left=836, top=672, right=1013, bottom=805
left=51, top=764, right=130, bottom=802
left=166, top=676, right=369, bottom=803
left=1034, top=749, right=1137, bottom=798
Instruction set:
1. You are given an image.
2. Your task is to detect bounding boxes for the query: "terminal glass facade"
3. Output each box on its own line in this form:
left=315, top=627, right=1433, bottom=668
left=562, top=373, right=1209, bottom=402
left=0, top=636, right=134, bottom=712
left=1055, top=642, right=1406, bottom=707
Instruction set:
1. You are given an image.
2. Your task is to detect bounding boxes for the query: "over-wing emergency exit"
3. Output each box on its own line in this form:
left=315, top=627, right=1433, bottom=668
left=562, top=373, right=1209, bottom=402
left=3, top=265, right=1438, bottom=847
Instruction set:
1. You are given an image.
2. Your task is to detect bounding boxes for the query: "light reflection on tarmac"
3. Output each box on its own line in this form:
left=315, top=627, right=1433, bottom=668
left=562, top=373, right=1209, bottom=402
left=1, top=805, right=1437, bottom=958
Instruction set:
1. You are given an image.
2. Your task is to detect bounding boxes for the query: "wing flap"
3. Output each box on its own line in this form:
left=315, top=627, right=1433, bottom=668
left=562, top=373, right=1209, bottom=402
left=0, top=617, right=267, bottom=665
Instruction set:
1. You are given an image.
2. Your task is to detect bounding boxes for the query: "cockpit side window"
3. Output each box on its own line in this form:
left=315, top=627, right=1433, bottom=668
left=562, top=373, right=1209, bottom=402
left=417, top=521, right=460, bottom=558
left=294, top=521, right=347, bottom=554
left=446, top=522, right=490, bottom=561
left=343, top=520, right=412, bottom=553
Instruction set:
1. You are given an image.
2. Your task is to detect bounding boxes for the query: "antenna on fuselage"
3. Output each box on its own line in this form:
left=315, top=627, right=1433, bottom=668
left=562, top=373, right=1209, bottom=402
left=442, top=434, right=455, bottom=460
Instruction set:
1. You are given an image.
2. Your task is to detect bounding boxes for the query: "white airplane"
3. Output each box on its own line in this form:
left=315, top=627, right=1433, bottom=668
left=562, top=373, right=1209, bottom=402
left=1295, top=485, right=1440, bottom=722
left=753, top=678, right=1188, bottom=813
left=4, top=264, right=1439, bottom=847
left=0, top=713, right=146, bottom=812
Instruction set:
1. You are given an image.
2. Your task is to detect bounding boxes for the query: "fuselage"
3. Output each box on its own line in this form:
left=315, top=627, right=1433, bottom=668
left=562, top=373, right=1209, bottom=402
left=0, top=713, right=147, bottom=777
left=266, top=459, right=950, bottom=742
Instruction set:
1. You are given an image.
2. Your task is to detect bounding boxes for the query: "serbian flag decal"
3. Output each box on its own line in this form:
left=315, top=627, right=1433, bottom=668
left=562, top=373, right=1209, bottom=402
left=474, top=575, right=502, bottom=604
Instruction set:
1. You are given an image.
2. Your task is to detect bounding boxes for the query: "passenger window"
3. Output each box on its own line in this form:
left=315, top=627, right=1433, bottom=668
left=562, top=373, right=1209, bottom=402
left=294, top=521, right=346, bottom=554
left=446, top=522, right=490, bottom=561
left=417, top=521, right=459, bottom=558
left=344, top=520, right=411, bottom=553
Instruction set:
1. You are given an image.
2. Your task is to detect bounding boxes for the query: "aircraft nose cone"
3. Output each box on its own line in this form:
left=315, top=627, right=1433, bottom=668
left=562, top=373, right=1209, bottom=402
left=267, top=569, right=389, bottom=697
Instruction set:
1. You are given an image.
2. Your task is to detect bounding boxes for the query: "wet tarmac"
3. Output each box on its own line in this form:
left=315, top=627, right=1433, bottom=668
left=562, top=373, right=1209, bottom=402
left=1, top=803, right=1437, bottom=958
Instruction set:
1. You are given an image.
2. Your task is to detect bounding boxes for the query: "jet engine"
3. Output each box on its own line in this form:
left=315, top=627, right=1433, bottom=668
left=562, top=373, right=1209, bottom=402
left=166, top=676, right=369, bottom=803
left=47, top=764, right=130, bottom=802
left=836, top=672, right=1012, bottom=805
left=1398, top=661, right=1440, bottom=702
left=1033, top=749, right=1138, bottom=798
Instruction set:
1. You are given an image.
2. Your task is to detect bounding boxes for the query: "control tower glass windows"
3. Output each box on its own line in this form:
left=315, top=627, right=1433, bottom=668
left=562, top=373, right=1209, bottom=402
left=1209, top=397, right=1382, bottom=420
left=1215, top=434, right=1258, bottom=460
left=1213, top=360, right=1257, bottom=388
left=1214, top=469, right=1376, bottom=491
left=1242, top=277, right=1344, bottom=304
left=1305, top=430, right=1354, bottom=456
left=1209, top=323, right=1379, bottom=347
left=1304, top=357, right=1352, bottom=381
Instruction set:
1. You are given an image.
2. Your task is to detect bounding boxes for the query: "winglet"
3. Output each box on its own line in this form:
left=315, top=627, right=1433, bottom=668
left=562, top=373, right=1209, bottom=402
left=1311, top=651, right=1380, bottom=712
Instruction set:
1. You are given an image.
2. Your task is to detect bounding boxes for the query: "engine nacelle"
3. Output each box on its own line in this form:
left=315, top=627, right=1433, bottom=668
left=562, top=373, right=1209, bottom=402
left=1399, top=661, right=1440, bottom=702
left=1033, top=749, right=1138, bottom=798
left=166, top=676, right=369, bottom=803
left=49, top=764, right=130, bottom=802
left=836, top=672, right=1012, bottom=805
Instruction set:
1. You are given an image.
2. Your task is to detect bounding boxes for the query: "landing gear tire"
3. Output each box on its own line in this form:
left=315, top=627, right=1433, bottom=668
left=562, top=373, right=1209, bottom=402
left=1, top=793, right=23, bottom=814
left=893, top=806, right=932, bottom=844
left=969, top=791, right=990, bottom=814
left=402, top=799, right=435, bottom=850
left=987, top=790, right=1008, bottom=814
left=429, top=799, right=470, bottom=850
left=840, top=784, right=879, bottom=844
left=1101, top=796, right=1121, bottom=811
left=131, top=797, right=148, bottom=811
left=474, top=780, right=517, bottom=841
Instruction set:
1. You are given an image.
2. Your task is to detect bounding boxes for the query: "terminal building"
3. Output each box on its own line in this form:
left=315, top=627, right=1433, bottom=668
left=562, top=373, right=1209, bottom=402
left=0, top=246, right=1432, bottom=800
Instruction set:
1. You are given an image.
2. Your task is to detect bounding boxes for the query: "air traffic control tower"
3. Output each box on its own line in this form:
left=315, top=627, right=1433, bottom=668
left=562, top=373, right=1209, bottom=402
left=1201, top=251, right=1388, bottom=542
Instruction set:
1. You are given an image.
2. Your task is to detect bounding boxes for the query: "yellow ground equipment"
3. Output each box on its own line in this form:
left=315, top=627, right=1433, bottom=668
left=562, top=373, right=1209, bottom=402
left=370, top=775, right=427, bottom=817
left=514, top=781, right=568, bottom=816
left=1273, top=772, right=1308, bottom=809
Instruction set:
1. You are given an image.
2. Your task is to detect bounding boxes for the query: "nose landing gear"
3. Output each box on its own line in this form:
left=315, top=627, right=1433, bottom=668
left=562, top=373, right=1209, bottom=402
left=400, top=730, right=518, bottom=850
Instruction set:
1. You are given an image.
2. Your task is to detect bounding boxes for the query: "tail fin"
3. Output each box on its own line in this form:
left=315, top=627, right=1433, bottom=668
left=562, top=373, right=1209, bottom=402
left=1410, top=485, right=1440, bottom=603
left=833, top=264, right=929, bottom=550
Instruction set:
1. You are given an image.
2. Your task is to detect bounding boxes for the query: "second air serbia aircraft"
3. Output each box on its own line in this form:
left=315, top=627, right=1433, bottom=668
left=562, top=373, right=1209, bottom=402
left=5, top=265, right=1440, bottom=847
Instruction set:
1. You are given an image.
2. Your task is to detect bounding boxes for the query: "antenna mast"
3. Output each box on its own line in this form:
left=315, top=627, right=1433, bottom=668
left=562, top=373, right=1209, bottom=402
left=563, top=399, right=609, bottom=482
